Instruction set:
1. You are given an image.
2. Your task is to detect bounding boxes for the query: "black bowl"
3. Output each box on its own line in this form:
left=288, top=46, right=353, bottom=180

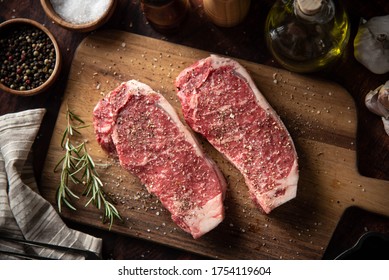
left=336, top=232, right=389, bottom=260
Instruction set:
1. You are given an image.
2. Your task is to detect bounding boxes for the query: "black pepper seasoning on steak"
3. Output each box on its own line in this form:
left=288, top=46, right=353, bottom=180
left=93, top=80, right=226, bottom=238
left=175, top=55, right=299, bottom=214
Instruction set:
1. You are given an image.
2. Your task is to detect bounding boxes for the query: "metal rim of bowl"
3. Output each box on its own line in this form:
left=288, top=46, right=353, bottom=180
left=335, top=231, right=389, bottom=260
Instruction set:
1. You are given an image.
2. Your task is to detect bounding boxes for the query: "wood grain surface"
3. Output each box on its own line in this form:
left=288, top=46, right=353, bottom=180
left=40, top=30, right=389, bottom=260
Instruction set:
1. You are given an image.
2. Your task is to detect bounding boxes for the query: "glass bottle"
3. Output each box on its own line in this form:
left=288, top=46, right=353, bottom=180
left=265, top=0, right=350, bottom=73
left=141, top=0, right=190, bottom=32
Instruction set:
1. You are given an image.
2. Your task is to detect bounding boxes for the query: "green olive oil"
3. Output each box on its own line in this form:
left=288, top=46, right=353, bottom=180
left=265, top=0, right=350, bottom=73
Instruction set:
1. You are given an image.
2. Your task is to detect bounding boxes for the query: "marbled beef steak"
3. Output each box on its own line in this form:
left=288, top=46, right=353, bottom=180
left=93, top=80, right=226, bottom=238
left=175, top=55, right=299, bottom=213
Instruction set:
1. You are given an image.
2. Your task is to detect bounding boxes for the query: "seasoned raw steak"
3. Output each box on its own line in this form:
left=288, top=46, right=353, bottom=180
left=93, top=80, right=226, bottom=238
left=175, top=55, right=299, bottom=214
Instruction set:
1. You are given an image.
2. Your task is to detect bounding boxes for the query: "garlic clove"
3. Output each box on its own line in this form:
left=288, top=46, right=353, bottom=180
left=377, top=80, right=389, bottom=110
left=365, top=81, right=389, bottom=136
left=354, top=15, right=389, bottom=74
left=365, top=87, right=389, bottom=119
left=383, top=117, right=389, bottom=136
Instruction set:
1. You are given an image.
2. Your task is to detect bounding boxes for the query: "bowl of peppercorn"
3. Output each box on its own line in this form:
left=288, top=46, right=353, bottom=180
left=0, top=18, right=61, bottom=96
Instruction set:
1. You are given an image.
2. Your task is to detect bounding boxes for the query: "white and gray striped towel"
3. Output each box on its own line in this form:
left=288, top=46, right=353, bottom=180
left=0, top=109, right=102, bottom=259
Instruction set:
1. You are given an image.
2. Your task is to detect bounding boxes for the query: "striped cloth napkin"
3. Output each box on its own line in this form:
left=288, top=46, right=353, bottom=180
left=0, top=109, right=102, bottom=259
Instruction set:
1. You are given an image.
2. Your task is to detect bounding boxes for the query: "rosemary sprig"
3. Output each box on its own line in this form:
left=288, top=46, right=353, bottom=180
left=54, top=108, right=122, bottom=229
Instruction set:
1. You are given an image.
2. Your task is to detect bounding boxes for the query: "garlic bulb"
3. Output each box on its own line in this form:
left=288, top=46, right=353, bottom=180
left=365, top=80, right=389, bottom=135
left=354, top=15, right=389, bottom=74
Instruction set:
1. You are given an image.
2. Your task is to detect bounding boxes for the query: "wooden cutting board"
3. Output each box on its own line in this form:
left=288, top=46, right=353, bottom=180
left=40, top=30, right=389, bottom=260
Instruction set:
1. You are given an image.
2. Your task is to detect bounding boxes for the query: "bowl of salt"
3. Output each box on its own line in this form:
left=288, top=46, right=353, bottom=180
left=40, top=0, right=117, bottom=32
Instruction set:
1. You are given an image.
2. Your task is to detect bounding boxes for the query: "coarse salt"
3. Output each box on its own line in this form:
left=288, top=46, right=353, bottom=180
left=50, top=0, right=110, bottom=24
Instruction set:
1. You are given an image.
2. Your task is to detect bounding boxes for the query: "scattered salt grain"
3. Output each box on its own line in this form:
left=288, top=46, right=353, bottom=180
left=50, top=0, right=110, bottom=24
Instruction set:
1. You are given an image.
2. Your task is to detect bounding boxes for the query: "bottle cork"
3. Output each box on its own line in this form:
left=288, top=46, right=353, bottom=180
left=296, top=0, right=323, bottom=15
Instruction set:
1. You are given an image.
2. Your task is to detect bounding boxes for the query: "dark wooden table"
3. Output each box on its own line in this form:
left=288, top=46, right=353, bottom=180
left=1, top=0, right=388, bottom=259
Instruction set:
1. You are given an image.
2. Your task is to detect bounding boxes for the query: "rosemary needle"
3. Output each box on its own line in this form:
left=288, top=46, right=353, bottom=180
left=54, top=108, right=122, bottom=229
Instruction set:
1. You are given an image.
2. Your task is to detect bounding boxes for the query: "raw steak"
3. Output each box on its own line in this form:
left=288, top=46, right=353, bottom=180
left=175, top=55, right=299, bottom=214
left=93, top=80, right=226, bottom=238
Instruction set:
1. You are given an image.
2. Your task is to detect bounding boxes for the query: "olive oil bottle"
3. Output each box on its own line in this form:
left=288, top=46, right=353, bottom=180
left=265, top=0, right=350, bottom=73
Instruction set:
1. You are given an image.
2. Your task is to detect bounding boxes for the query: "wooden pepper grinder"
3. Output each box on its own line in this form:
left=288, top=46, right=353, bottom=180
left=203, top=0, right=251, bottom=27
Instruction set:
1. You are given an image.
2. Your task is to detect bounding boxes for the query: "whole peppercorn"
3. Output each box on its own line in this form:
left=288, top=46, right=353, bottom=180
left=0, top=25, right=56, bottom=91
